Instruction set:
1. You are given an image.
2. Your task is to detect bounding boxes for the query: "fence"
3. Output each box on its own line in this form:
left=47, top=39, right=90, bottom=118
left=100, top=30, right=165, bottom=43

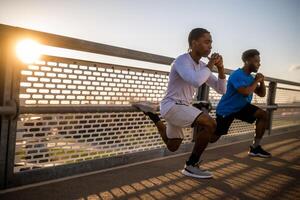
left=0, top=24, right=300, bottom=188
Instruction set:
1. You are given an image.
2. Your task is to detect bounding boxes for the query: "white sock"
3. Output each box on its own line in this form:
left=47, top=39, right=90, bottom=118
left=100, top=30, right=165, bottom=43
left=252, top=138, right=261, bottom=148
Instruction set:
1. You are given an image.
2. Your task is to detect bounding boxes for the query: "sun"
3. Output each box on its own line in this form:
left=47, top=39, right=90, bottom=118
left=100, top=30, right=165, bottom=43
left=16, top=39, right=41, bottom=64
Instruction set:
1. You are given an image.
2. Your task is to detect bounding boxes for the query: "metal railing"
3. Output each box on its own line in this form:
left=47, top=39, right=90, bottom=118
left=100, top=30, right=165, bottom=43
left=0, top=24, right=300, bottom=188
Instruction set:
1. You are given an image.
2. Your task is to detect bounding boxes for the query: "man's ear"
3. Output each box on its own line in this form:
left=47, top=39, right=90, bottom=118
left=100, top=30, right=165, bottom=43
left=191, top=40, right=197, bottom=48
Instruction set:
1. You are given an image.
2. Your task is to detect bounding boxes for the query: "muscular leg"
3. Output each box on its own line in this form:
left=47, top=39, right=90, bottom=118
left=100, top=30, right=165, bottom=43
left=193, top=101, right=218, bottom=143
left=191, top=121, right=220, bottom=144
left=186, top=113, right=216, bottom=166
left=155, top=121, right=183, bottom=152
left=139, top=116, right=182, bottom=152
left=252, top=109, right=268, bottom=147
left=154, top=112, right=216, bottom=155
left=209, top=114, right=234, bottom=143
left=141, top=111, right=173, bottom=147
left=131, top=102, right=174, bottom=147
left=248, top=108, right=271, bottom=157
left=167, top=138, right=183, bottom=152
left=132, top=102, right=196, bottom=152
left=155, top=121, right=168, bottom=144
left=210, top=108, right=268, bottom=145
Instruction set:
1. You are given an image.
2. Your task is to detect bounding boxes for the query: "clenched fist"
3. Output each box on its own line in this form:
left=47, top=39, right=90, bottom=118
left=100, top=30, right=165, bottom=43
left=207, top=53, right=224, bottom=71
left=255, top=73, right=264, bottom=82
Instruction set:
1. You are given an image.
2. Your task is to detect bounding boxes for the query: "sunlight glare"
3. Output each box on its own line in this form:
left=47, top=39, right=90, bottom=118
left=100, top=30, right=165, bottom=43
left=16, top=39, right=41, bottom=64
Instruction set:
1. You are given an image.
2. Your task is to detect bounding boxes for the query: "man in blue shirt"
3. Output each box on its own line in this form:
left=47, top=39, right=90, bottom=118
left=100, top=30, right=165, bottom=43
left=212, top=49, right=271, bottom=157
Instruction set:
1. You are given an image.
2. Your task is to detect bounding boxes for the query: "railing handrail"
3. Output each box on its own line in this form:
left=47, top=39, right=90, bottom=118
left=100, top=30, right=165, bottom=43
left=0, top=24, right=174, bottom=65
left=1, top=103, right=300, bottom=116
left=1, top=23, right=300, bottom=86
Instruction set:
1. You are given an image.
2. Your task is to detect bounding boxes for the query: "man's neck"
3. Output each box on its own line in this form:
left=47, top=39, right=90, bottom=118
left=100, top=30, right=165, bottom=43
left=189, top=51, right=201, bottom=64
left=242, top=65, right=252, bottom=75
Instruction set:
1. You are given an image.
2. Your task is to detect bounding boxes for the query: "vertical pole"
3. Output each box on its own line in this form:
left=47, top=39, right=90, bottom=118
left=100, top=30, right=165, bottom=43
left=0, top=27, right=5, bottom=189
left=197, top=83, right=210, bottom=102
left=0, top=27, right=23, bottom=188
left=193, top=84, right=210, bottom=141
left=0, top=27, right=14, bottom=189
left=266, top=81, right=277, bottom=135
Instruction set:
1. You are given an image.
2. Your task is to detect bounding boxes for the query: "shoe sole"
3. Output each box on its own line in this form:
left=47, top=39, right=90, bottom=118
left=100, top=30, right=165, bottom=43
left=181, top=169, right=213, bottom=179
left=131, top=102, right=156, bottom=113
left=248, top=152, right=272, bottom=158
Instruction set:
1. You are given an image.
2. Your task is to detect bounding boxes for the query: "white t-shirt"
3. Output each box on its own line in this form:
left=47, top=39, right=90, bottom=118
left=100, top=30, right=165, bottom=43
left=160, top=53, right=227, bottom=117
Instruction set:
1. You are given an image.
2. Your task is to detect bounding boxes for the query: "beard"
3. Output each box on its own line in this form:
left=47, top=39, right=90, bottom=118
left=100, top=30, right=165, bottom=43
left=249, top=64, right=258, bottom=72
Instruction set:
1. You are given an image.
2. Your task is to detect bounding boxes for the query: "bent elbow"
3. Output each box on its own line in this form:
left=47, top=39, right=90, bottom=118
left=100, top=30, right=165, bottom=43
left=237, top=88, right=250, bottom=96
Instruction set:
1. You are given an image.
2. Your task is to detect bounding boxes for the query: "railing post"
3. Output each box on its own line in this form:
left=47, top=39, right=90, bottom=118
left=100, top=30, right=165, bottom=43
left=0, top=27, right=23, bottom=188
left=193, top=84, right=210, bottom=141
left=0, top=29, right=13, bottom=189
left=197, top=83, right=210, bottom=102
left=0, top=32, right=4, bottom=190
left=267, top=81, right=277, bottom=135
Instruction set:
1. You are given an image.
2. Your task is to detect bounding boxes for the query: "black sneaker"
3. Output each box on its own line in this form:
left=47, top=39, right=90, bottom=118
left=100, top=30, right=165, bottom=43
left=248, top=145, right=272, bottom=158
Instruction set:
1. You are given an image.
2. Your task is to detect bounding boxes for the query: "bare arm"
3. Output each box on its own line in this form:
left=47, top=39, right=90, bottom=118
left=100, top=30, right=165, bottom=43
left=237, top=73, right=264, bottom=96
left=237, top=80, right=260, bottom=96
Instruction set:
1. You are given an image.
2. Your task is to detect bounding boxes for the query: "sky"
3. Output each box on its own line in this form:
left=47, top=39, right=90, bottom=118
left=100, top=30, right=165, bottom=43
left=0, top=0, right=300, bottom=82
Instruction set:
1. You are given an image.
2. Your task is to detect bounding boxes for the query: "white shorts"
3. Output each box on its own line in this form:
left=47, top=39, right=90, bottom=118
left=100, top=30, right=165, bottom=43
left=163, top=104, right=202, bottom=139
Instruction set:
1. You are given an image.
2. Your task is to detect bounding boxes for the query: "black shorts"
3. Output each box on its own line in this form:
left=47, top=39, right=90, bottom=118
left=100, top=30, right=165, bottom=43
left=215, top=103, right=259, bottom=136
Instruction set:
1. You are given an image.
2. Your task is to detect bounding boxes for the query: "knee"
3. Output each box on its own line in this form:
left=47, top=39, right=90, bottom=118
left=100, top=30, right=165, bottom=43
left=193, top=114, right=216, bottom=135
left=168, top=144, right=180, bottom=152
left=205, top=119, right=217, bottom=133
left=257, top=110, right=268, bottom=121
left=167, top=139, right=182, bottom=152
left=195, top=119, right=216, bottom=138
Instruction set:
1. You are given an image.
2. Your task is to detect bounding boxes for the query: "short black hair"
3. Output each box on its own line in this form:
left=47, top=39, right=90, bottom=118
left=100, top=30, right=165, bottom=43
left=188, top=28, right=210, bottom=48
left=242, top=49, right=260, bottom=62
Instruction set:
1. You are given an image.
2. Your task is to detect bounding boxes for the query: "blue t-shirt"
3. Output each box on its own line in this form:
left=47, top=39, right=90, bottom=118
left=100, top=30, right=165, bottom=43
left=216, top=68, right=254, bottom=117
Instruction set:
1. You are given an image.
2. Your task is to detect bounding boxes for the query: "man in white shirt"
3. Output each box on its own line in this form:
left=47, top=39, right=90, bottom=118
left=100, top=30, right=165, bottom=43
left=133, top=28, right=226, bottom=178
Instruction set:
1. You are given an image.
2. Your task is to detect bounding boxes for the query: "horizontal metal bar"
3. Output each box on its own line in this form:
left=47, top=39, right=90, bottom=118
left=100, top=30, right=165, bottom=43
left=276, top=104, right=300, bottom=109
left=6, top=103, right=300, bottom=115
left=260, top=105, right=278, bottom=109
left=0, top=106, right=16, bottom=116
left=264, top=78, right=300, bottom=86
left=19, top=105, right=139, bottom=114
left=276, top=87, right=300, bottom=92
left=0, top=24, right=174, bottom=66
left=211, top=104, right=278, bottom=110
left=20, top=104, right=284, bottom=115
